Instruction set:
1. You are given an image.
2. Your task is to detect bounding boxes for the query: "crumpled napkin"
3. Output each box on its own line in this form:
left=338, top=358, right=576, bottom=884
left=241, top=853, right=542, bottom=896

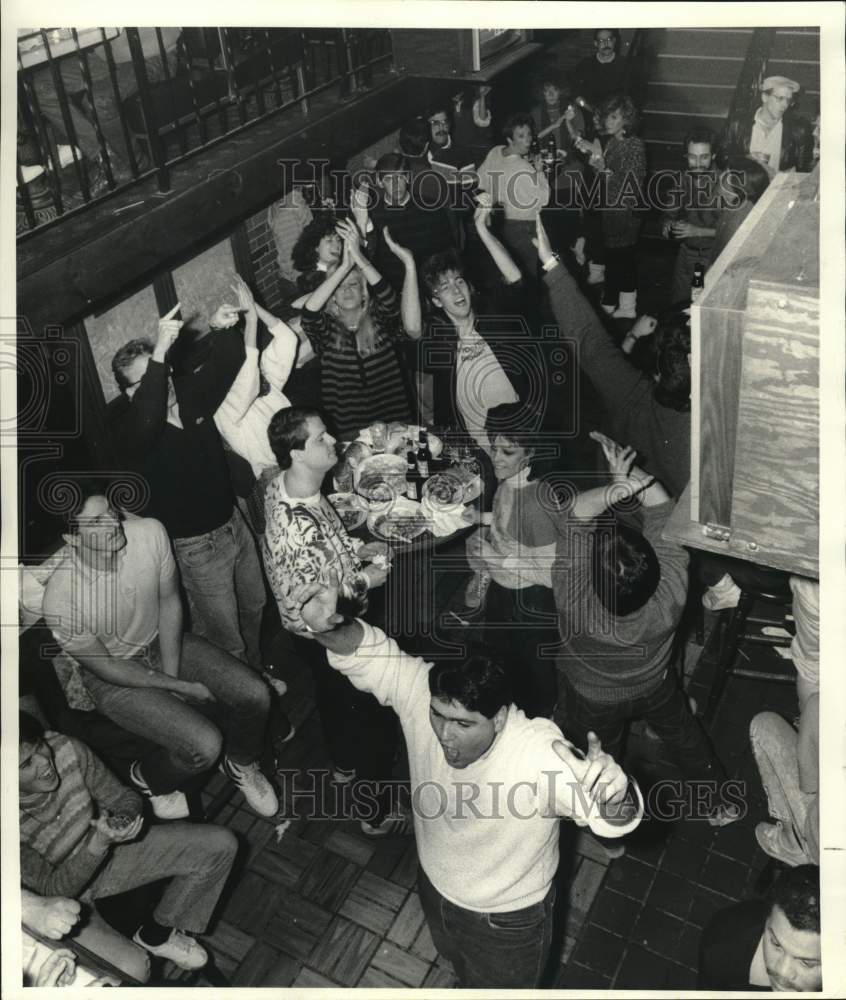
left=420, top=496, right=473, bottom=537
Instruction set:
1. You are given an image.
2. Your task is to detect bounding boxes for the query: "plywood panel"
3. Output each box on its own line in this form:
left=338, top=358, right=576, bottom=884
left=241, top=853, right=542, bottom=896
left=729, top=287, right=819, bottom=577
left=172, top=237, right=237, bottom=332
left=84, top=284, right=160, bottom=402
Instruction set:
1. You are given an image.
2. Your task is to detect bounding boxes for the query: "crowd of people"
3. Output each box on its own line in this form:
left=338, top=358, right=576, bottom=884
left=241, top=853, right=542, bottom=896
left=18, top=30, right=822, bottom=990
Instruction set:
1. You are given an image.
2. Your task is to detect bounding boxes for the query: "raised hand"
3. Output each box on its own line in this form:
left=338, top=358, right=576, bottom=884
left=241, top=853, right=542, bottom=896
left=628, top=314, right=658, bottom=340
left=232, top=275, right=256, bottom=318
left=473, top=191, right=493, bottom=229
left=531, top=215, right=556, bottom=266
left=336, top=218, right=364, bottom=262
left=588, top=430, right=636, bottom=480
left=154, top=302, right=183, bottom=357
left=383, top=226, right=413, bottom=267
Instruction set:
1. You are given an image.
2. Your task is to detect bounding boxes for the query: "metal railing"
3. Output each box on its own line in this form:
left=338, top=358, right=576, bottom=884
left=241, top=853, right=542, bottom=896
left=16, top=26, right=393, bottom=237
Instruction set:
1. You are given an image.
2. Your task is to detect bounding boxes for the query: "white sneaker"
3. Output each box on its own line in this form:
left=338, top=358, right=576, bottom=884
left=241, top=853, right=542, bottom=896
left=361, top=807, right=413, bottom=837
left=132, top=928, right=208, bottom=970
left=263, top=669, right=288, bottom=697
left=129, top=762, right=189, bottom=820
left=587, top=262, right=606, bottom=285
left=220, top=756, right=279, bottom=817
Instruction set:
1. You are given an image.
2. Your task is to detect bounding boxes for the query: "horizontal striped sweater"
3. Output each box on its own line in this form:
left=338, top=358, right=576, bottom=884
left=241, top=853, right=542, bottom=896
left=20, top=733, right=142, bottom=898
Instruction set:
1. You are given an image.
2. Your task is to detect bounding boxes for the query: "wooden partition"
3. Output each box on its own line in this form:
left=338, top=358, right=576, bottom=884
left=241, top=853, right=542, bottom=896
left=669, top=165, right=819, bottom=578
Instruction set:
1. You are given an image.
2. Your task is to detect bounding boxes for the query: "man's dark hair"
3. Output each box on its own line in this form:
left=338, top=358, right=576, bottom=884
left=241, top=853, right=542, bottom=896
left=292, top=213, right=339, bottom=274
left=769, top=865, right=821, bottom=935
left=421, top=249, right=467, bottom=300
left=683, top=127, right=715, bottom=153
left=427, top=103, right=453, bottom=125
left=112, top=338, right=154, bottom=391
left=654, top=315, right=692, bottom=411
left=60, top=476, right=124, bottom=535
left=594, top=28, right=620, bottom=44
left=375, top=152, right=409, bottom=176
left=399, top=117, right=430, bottom=157
left=592, top=521, right=661, bottom=616
left=267, top=406, right=321, bottom=469
left=20, top=710, right=45, bottom=747
left=723, top=155, right=770, bottom=205
left=502, top=113, right=535, bottom=143
left=428, top=647, right=513, bottom=718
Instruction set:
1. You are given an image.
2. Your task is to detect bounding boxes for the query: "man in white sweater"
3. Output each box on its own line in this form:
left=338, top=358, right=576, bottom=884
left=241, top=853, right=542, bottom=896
left=290, top=581, right=641, bottom=988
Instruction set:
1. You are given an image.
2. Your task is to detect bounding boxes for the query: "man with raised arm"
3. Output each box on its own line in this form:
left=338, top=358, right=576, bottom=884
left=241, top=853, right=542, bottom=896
left=284, top=580, right=641, bottom=988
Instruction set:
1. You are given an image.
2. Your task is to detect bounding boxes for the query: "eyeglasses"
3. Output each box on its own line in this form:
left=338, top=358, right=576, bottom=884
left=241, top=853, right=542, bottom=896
left=428, top=116, right=449, bottom=127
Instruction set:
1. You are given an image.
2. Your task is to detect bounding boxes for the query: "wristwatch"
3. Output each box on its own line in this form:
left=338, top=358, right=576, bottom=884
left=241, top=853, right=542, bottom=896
left=542, top=253, right=561, bottom=272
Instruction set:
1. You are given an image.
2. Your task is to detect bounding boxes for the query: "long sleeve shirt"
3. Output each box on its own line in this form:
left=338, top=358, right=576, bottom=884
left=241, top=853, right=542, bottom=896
left=544, top=264, right=690, bottom=496
left=108, top=329, right=245, bottom=538
left=20, top=733, right=142, bottom=898
left=551, top=501, right=689, bottom=703
left=662, top=169, right=721, bottom=252
left=213, top=321, right=298, bottom=476
left=476, top=145, right=550, bottom=221
left=262, top=472, right=366, bottom=633
left=328, top=621, right=640, bottom=913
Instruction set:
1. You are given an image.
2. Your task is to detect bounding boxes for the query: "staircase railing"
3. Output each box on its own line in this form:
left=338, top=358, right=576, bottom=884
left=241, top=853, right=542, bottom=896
left=724, top=27, right=776, bottom=139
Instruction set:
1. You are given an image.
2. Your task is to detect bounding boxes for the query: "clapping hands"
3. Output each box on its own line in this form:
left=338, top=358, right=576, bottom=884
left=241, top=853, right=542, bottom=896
left=232, top=275, right=256, bottom=320
left=383, top=226, right=414, bottom=267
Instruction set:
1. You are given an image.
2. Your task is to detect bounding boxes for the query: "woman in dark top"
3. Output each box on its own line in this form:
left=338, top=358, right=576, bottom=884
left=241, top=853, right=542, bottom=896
left=575, top=94, right=646, bottom=319
left=300, top=220, right=421, bottom=439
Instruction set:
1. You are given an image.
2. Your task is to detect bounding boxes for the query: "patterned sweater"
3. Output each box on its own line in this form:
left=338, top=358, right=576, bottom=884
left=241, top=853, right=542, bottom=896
left=599, top=134, right=646, bottom=247
left=20, top=733, right=142, bottom=898
left=262, top=471, right=367, bottom=633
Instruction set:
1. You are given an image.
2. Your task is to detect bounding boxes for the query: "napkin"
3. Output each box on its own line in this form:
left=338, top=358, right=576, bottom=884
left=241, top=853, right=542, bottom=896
left=420, top=496, right=474, bottom=537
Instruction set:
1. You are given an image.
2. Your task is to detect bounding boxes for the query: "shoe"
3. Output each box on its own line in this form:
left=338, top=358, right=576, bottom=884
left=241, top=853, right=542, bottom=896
left=361, top=808, right=413, bottom=837
left=220, top=756, right=279, bottom=817
left=132, top=928, right=208, bottom=970
left=129, top=761, right=190, bottom=820
left=612, top=291, right=638, bottom=319
left=707, top=804, right=742, bottom=828
left=332, top=766, right=357, bottom=784
left=702, top=574, right=741, bottom=611
left=600, top=302, right=616, bottom=314
left=587, top=262, right=606, bottom=285
left=755, top=821, right=809, bottom=866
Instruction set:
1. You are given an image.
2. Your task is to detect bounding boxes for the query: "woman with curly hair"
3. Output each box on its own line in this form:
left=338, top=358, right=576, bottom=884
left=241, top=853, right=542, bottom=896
left=300, top=220, right=421, bottom=439
left=576, top=94, right=646, bottom=319
left=291, top=214, right=344, bottom=293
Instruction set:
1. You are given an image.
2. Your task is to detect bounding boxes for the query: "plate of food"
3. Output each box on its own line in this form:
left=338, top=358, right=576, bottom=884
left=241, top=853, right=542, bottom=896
left=328, top=492, right=370, bottom=531
left=368, top=508, right=431, bottom=543
left=355, top=454, right=408, bottom=503
left=422, top=472, right=466, bottom=510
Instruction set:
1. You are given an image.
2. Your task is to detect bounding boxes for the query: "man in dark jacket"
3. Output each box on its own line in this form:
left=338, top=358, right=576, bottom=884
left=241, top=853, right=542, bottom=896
left=722, top=76, right=812, bottom=176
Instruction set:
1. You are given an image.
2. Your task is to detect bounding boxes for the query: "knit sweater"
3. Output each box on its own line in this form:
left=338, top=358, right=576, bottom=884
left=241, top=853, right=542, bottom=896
left=328, top=622, right=637, bottom=912
left=301, top=277, right=413, bottom=439
left=599, top=134, right=646, bottom=248
left=20, top=733, right=142, bottom=898
left=544, top=264, right=690, bottom=496
left=551, top=501, right=689, bottom=703
left=476, top=145, right=550, bottom=221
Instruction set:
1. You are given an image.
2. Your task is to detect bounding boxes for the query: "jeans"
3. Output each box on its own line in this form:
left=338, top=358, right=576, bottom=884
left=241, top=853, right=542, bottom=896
left=670, top=241, right=711, bottom=307
left=84, top=633, right=270, bottom=794
left=28, top=51, right=172, bottom=176
left=418, top=866, right=556, bottom=988
left=173, top=507, right=266, bottom=671
left=556, top=668, right=725, bottom=785
left=749, top=711, right=816, bottom=863
left=83, top=822, right=237, bottom=935
left=483, top=582, right=559, bottom=719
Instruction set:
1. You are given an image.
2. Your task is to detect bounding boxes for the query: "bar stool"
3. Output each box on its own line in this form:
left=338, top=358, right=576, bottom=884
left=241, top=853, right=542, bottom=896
left=704, top=576, right=795, bottom=725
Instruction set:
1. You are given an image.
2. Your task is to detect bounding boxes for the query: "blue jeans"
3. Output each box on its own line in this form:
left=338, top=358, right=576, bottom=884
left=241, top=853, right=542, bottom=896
left=173, top=507, right=265, bottom=671
left=84, top=822, right=237, bottom=935
left=84, top=633, right=270, bottom=794
left=418, top=867, right=556, bottom=988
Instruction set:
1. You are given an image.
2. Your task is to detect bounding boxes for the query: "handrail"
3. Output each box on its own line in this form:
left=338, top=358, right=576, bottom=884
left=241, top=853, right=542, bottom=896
left=16, top=26, right=393, bottom=238
left=724, top=27, right=776, bottom=137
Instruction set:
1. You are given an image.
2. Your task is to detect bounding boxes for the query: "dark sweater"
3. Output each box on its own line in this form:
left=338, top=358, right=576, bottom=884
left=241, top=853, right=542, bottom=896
left=544, top=265, right=690, bottom=496
left=109, top=329, right=245, bottom=538
left=20, top=733, right=142, bottom=899
left=369, top=194, right=455, bottom=293
left=662, top=169, right=721, bottom=252
left=551, top=501, right=689, bottom=702
left=570, top=55, right=627, bottom=106
left=698, top=900, right=771, bottom=991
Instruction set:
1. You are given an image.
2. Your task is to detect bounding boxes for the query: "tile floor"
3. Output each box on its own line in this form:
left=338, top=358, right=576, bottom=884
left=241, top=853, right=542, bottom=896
left=155, top=595, right=797, bottom=989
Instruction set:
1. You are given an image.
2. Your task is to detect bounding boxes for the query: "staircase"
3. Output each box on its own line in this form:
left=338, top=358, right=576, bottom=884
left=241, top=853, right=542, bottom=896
left=639, top=27, right=820, bottom=171
left=544, top=27, right=820, bottom=173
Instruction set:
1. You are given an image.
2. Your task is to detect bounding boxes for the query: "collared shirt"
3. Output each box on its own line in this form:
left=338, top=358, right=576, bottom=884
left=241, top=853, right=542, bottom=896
left=42, top=516, right=176, bottom=661
left=749, top=108, right=784, bottom=172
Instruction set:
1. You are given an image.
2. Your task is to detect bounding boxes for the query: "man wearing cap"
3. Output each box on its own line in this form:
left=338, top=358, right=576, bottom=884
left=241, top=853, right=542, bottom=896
left=723, top=76, right=812, bottom=176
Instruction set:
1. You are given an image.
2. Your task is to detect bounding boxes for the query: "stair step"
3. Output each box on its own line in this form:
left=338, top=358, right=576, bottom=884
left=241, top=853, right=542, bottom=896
left=654, top=28, right=753, bottom=59
left=770, top=28, right=820, bottom=63
left=646, top=81, right=736, bottom=116
left=650, top=53, right=744, bottom=86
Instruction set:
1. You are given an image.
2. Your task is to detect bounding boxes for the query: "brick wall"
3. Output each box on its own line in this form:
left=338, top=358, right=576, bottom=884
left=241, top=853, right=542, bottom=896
left=244, top=208, right=289, bottom=314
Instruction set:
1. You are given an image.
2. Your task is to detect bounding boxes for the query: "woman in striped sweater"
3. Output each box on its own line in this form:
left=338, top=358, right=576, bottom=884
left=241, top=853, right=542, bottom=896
left=300, top=219, right=422, bottom=440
